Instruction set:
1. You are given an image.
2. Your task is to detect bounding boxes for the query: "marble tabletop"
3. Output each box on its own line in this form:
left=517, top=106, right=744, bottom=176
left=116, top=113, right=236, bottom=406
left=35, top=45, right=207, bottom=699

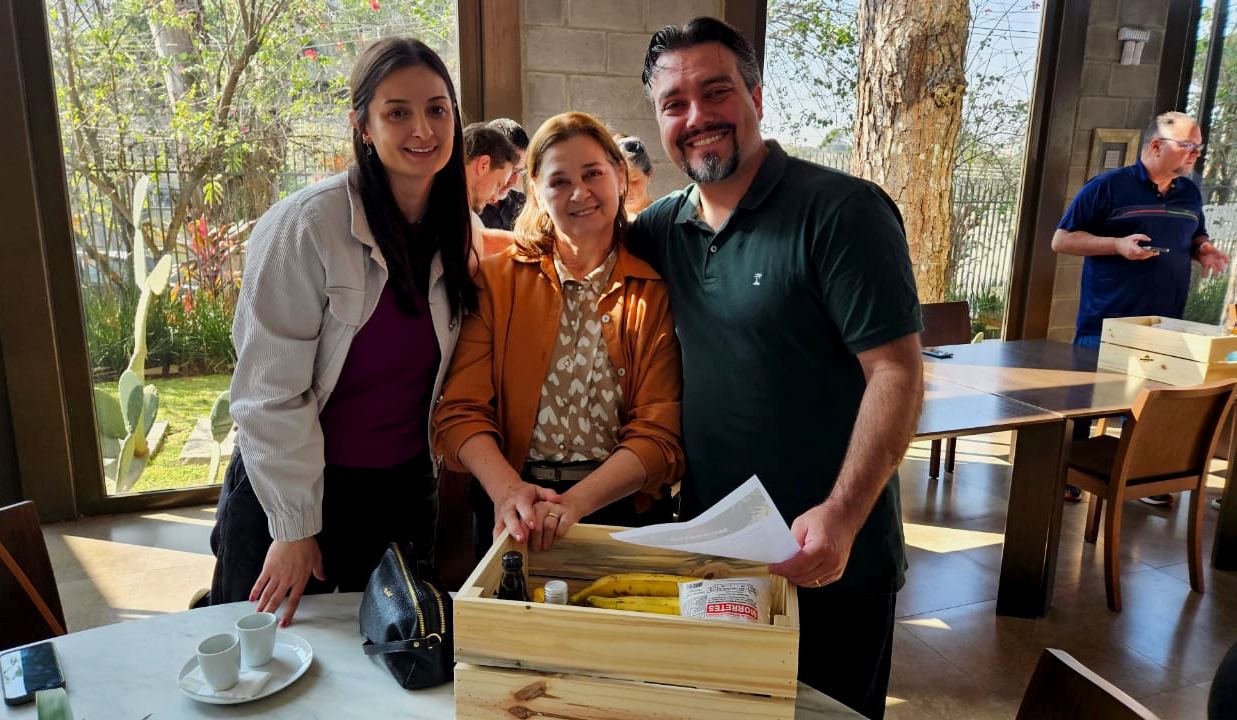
left=0, top=593, right=861, bottom=719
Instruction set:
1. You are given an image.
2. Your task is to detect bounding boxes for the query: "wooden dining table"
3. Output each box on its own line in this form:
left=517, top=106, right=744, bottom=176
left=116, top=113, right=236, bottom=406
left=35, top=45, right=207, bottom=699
left=916, top=372, right=1067, bottom=618
left=918, top=338, right=1237, bottom=619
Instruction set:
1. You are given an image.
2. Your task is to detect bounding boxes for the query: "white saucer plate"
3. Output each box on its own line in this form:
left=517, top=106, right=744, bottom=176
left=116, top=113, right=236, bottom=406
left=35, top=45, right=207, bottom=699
left=178, top=632, right=314, bottom=705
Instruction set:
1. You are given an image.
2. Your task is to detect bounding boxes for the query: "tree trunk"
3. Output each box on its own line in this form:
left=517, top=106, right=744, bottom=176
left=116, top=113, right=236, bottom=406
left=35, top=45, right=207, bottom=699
left=146, top=0, right=204, bottom=106
left=851, top=0, right=969, bottom=303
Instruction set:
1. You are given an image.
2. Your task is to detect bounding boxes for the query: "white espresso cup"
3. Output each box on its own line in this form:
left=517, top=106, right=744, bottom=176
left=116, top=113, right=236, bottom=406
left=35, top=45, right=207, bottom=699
left=235, top=612, right=277, bottom=667
left=196, top=633, right=240, bottom=691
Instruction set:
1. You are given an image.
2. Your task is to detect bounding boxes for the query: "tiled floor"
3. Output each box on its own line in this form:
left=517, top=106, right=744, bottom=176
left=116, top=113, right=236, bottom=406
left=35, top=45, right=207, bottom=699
left=41, top=434, right=1235, bottom=718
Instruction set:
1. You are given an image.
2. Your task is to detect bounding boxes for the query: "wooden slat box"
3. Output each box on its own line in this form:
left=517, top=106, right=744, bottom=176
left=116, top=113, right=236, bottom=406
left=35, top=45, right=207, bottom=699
left=454, top=525, right=800, bottom=720
left=1099, top=316, right=1237, bottom=386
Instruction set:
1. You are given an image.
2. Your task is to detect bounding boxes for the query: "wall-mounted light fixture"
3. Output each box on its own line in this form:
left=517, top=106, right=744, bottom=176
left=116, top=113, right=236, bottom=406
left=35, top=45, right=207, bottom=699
left=1118, top=27, right=1150, bottom=65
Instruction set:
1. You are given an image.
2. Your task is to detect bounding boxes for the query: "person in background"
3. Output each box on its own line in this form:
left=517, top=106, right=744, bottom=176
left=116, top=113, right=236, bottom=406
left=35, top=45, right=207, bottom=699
left=631, top=18, right=923, bottom=719
left=463, top=122, right=518, bottom=217
left=1053, top=111, right=1229, bottom=507
left=614, top=133, right=655, bottom=221
left=208, top=38, right=477, bottom=626
left=433, top=111, right=684, bottom=558
left=481, top=118, right=529, bottom=231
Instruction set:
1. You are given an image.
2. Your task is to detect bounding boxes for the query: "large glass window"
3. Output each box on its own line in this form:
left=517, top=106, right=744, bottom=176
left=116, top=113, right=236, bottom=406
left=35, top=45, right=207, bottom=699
left=762, top=0, right=1044, bottom=338
left=46, top=0, right=458, bottom=497
left=1188, top=0, right=1237, bottom=324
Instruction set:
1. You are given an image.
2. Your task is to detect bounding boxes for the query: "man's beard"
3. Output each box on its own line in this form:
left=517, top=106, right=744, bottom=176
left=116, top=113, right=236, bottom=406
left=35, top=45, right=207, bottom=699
left=677, top=127, right=739, bottom=184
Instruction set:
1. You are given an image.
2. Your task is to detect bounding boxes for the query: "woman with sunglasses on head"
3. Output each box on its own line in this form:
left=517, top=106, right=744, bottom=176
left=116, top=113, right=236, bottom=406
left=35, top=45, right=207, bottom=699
left=614, top=133, right=656, bottom=221
left=208, top=38, right=477, bottom=626
left=434, top=112, right=683, bottom=556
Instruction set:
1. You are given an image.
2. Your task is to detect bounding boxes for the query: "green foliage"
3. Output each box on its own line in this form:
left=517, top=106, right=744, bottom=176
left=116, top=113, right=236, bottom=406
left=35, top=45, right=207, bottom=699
left=94, top=374, right=233, bottom=493
left=764, top=0, right=859, bottom=145
left=82, top=287, right=236, bottom=376
left=1191, top=7, right=1237, bottom=203
left=164, top=288, right=237, bottom=374
left=82, top=288, right=140, bottom=373
left=946, top=284, right=1006, bottom=338
left=51, top=0, right=458, bottom=291
left=765, top=0, right=1035, bottom=172
left=1184, top=275, right=1228, bottom=324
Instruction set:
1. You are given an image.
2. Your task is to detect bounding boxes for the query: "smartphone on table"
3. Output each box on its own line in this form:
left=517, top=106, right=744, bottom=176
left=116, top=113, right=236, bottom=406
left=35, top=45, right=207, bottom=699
left=922, top=347, right=953, bottom=359
left=1, top=642, right=66, bottom=706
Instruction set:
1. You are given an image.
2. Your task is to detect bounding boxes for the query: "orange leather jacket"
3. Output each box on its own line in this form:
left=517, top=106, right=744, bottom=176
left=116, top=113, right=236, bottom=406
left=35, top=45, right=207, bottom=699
left=432, top=244, right=684, bottom=505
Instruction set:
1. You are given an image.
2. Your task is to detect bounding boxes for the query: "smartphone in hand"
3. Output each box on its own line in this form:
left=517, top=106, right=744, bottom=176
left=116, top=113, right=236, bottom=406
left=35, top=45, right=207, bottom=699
left=1138, top=243, right=1171, bottom=253
left=1, top=642, right=65, bottom=706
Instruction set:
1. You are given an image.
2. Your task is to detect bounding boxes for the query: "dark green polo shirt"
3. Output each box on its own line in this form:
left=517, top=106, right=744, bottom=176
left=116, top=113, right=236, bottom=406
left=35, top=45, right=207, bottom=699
left=630, top=141, right=921, bottom=595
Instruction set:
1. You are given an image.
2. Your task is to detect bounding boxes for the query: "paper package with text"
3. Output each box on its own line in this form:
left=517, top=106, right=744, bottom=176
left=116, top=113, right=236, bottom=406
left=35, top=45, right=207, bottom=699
left=678, top=577, right=772, bottom=625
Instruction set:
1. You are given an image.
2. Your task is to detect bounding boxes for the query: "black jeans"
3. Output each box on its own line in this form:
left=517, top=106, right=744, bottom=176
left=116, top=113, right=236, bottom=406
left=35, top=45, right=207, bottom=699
left=208, top=447, right=438, bottom=605
left=797, top=587, right=897, bottom=720
left=469, top=463, right=677, bottom=560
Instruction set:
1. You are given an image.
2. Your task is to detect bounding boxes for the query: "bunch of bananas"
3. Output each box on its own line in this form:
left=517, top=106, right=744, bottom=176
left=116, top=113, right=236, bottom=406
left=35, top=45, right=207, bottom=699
left=585, top=595, right=679, bottom=614
left=566, top=572, right=701, bottom=615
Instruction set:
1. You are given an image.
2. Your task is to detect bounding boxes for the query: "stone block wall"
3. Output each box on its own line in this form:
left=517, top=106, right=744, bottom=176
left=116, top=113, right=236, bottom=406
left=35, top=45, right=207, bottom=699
left=520, top=0, right=723, bottom=200
left=1046, top=0, right=1169, bottom=342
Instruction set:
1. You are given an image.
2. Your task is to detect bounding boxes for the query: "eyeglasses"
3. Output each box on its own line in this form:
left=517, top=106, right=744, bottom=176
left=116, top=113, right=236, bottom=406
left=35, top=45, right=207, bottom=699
left=620, top=139, right=646, bottom=155
left=1163, top=138, right=1205, bottom=154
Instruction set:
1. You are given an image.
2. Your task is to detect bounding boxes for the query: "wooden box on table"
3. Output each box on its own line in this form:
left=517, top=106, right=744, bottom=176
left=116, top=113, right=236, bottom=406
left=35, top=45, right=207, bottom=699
left=453, top=524, right=800, bottom=720
left=1098, top=316, right=1237, bottom=385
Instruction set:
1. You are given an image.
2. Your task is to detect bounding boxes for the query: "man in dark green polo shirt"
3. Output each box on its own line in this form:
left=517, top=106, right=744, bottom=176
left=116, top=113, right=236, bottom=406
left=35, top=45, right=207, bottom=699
left=630, top=17, right=923, bottom=720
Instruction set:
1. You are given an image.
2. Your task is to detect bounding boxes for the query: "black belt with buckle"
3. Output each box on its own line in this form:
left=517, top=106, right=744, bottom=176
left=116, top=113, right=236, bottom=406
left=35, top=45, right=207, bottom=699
left=523, top=461, right=600, bottom=483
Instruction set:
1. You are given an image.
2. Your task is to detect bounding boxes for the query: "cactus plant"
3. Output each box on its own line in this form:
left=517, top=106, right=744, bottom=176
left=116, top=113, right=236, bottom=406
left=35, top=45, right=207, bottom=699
left=94, top=176, right=174, bottom=494
left=206, top=390, right=233, bottom=484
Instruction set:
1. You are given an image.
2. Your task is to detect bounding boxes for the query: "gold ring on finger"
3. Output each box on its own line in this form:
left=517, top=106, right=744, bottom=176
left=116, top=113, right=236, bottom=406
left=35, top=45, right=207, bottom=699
left=546, top=512, right=562, bottom=520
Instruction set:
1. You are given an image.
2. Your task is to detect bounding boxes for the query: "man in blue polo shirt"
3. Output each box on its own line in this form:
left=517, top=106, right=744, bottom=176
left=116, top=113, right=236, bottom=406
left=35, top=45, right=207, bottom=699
left=1054, top=111, right=1229, bottom=505
left=631, top=17, right=923, bottom=720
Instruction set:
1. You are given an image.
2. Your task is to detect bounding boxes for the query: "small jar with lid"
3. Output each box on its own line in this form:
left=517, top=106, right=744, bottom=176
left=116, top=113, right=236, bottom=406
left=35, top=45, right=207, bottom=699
left=543, top=580, right=568, bottom=605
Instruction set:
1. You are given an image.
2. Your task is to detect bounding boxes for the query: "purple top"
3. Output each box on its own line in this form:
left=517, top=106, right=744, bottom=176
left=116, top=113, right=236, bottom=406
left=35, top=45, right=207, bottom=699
left=319, top=281, right=441, bottom=468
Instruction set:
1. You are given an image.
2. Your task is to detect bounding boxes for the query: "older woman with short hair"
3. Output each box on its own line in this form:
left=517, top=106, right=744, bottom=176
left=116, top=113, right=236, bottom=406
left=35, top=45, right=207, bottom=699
left=434, top=112, right=683, bottom=555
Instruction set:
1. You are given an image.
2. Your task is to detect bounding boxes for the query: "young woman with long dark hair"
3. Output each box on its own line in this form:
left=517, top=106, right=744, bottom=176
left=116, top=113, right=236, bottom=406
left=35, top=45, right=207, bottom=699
left=207, top=38, right=477, bottom=626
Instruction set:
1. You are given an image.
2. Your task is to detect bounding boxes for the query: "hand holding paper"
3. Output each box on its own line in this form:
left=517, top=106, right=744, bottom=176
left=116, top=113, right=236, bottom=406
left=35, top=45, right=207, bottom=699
left=609, top=476, right=800, bottom=564
left=767, top=502, right=857, bottom=589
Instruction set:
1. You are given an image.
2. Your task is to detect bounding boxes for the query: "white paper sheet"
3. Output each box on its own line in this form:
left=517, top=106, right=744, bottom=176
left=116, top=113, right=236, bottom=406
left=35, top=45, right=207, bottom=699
left=609, top=476, right=801, bottom=563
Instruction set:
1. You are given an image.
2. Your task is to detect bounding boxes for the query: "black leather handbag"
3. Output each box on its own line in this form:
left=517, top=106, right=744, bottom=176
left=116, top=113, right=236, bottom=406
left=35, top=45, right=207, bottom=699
left=359, top=542, right=453, bottom=689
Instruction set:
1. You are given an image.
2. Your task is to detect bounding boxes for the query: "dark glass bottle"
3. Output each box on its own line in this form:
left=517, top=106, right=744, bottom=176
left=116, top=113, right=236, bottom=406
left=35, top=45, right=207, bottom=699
left=496, top=550, right=530, bottom=601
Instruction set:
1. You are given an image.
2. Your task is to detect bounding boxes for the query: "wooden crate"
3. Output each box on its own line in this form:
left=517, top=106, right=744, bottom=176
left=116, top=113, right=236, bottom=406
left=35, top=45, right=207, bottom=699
left=453, top=525, right=800, bottom=720
left=1099, top=316, right=1237, bottom=386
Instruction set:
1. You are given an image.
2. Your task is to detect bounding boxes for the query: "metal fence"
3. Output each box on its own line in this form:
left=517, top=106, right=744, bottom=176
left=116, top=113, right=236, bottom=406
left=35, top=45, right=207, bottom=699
left=791, top=147, right=1020, bottom=329
left=73, top=140, right=1024, bottom=332
left=70, top=137, right=350, bottom=294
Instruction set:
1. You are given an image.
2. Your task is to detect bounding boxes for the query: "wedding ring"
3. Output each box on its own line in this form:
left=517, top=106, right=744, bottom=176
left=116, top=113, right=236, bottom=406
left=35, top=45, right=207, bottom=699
left=546, top=512, right=562, bottom=520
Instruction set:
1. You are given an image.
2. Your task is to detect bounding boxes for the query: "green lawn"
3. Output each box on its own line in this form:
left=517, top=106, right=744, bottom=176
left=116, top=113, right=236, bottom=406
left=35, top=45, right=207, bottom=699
left=94, top=373, right=233, bottom=493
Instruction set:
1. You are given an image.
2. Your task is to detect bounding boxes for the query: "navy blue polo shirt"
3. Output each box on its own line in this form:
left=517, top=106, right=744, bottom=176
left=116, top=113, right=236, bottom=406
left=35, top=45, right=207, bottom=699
left=629, top=141, right=921, bottom=595
left=1059, top=159, right=1207, bottom=337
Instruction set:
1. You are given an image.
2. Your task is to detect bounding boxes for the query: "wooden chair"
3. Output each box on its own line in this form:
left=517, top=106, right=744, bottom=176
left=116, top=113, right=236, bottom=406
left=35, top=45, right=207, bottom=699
left=0, top=501, right=66, bottom=650
left=1067, top=380, right=1237, bottom=611
left=1017, top=648, right=1159, bottom=719
left=921, top=301, right=973, bottom=477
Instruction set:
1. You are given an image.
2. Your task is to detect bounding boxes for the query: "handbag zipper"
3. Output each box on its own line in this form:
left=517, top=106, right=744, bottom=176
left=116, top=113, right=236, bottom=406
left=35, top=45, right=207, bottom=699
left=392, top=542, right=426, bottom=637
